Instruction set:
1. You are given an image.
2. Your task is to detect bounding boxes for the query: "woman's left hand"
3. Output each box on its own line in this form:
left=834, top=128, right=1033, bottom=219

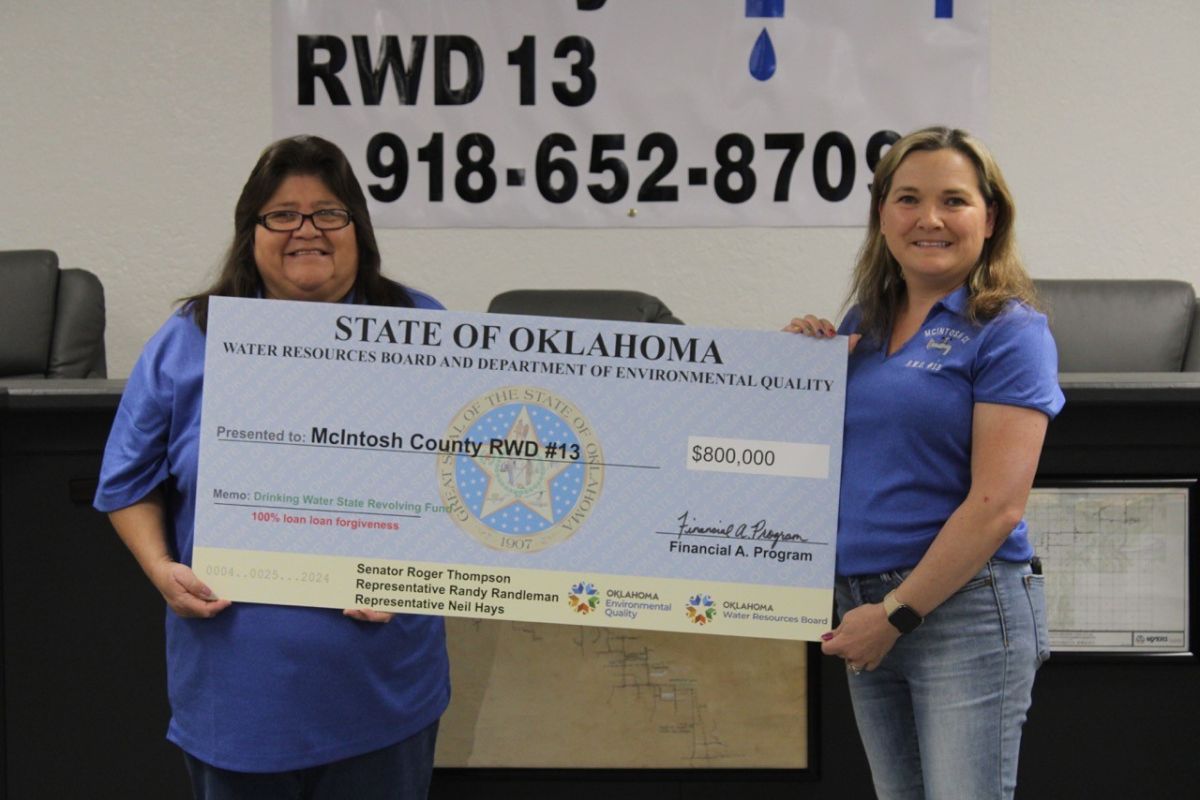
left=820, top=603, right=901, bottom=672
left=343, top=608, right=394, bottom=623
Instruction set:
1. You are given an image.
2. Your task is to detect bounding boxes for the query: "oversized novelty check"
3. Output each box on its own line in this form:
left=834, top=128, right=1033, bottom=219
left=193, top=297, right=845, bottom=640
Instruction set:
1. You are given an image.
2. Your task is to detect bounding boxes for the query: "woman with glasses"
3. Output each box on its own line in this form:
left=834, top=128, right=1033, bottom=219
left=94, top=136, right=448, bottom=799
left=786, top=127, right=1062, bottom=799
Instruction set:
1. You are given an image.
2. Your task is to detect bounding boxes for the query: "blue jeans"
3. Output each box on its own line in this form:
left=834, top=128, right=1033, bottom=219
left=836, top=560, right=1049, bottom=800
left=183, top=721, right=438, bottom=800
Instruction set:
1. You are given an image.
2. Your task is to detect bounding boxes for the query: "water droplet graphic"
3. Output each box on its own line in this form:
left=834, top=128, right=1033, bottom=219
left=749, top=28, right=777, bottom=81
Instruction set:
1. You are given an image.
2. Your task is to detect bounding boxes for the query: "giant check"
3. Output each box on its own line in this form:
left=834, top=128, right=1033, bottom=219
left=193, top=297, right=845, bottom=640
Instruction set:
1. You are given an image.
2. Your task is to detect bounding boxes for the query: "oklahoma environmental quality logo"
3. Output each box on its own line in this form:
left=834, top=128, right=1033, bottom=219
left=685, top=593, right=717, bottom=625
left=438, top=386, right=604, bottom=553
left=568, top=581, right=600, bottom=614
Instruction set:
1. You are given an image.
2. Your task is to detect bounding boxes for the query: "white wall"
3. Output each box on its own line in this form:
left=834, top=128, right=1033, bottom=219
left=3, top=1, right=1197, bottom=377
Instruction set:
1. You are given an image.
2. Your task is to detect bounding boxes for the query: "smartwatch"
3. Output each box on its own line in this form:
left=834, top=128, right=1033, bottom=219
left=883, top=590, right=923, bottom=634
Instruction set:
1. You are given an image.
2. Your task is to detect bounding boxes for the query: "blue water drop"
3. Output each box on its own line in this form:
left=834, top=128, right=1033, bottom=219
left=749, top=28, right=777, bottom=81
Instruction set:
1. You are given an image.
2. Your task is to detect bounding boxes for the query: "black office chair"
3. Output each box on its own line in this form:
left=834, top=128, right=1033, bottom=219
left=0, top=249, right=107, bottom=378
left=1033, top=279, right=1196, bottom=372
left=487, top=289, right=684, bottom=325
left=1186, top=305, right=1200, bottom=372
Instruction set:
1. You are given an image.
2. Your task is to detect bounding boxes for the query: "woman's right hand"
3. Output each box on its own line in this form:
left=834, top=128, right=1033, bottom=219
left=783, top=315, right=861, bottom=352
left=783, top=315, right=837, bottom=337
left=149, top=560, right=232, bottom=618
left=109, top=495, right=230, bottom=619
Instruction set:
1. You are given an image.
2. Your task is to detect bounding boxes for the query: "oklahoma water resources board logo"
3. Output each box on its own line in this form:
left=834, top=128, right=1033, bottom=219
left=437, top=386, right=604, bottom=553
left=686, top=593, right=717, bottom=625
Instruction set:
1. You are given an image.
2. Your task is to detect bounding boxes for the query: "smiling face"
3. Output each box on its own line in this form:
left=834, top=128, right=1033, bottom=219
left=253, top=173, right=358, bottom=302
left=879, top=148, right=996, bottom=295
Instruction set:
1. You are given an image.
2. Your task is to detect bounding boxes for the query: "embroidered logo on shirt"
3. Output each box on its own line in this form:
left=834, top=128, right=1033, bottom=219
left=905, top=327, right=972, bottom=371
left=923, top=326, right=972, bottom=345
left=926, top=338, right=952, bottom=356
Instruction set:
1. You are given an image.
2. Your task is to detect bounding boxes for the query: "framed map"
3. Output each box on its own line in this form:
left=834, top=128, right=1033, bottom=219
left=434, top=618, right=810, bottom=769
left=1027, top=482, right=1195, bottom=656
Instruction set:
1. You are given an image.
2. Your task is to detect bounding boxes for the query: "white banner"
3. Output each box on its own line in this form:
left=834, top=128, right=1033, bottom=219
left=272, top=1, right=988, bottom=228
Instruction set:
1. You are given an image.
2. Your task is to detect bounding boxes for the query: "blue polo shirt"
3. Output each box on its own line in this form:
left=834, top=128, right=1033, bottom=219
left=835, top=287, right=1064, bottom=576
left=95, top=290, right=451, bottom=772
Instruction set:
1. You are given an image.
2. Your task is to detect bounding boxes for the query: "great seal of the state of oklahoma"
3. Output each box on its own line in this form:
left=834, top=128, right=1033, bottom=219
left=437, top=386, right=604, bottom=553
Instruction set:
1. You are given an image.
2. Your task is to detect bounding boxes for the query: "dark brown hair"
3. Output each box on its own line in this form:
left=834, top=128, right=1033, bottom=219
left=184, top=135, right=415, bottom=329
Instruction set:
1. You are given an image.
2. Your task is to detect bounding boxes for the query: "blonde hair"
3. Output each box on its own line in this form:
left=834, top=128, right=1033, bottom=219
left=846, top=126, right=1036, bottom=342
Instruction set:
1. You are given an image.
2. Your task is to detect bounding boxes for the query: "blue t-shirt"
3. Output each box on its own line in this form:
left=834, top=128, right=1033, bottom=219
left=94, top=289, right=450, bottom=772
left=835, top=286, right=1065, bottom=576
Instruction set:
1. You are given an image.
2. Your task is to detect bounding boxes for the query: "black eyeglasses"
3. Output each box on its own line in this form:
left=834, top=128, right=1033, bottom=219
left=257, top=209, right=353, bottom=232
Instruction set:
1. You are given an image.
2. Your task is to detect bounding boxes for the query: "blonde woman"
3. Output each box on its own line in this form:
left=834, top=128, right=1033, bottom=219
left=787, top=126, right=1061, bottom=799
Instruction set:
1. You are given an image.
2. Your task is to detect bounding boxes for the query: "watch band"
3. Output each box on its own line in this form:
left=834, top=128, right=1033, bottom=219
left=883, top=590, right=923, bottom=634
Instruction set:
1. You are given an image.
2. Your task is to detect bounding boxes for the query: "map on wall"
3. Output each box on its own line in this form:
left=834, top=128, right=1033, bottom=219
left=434, top=618, right=808, bottom=768
left=1026, top=485, right=1191, bottom=654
